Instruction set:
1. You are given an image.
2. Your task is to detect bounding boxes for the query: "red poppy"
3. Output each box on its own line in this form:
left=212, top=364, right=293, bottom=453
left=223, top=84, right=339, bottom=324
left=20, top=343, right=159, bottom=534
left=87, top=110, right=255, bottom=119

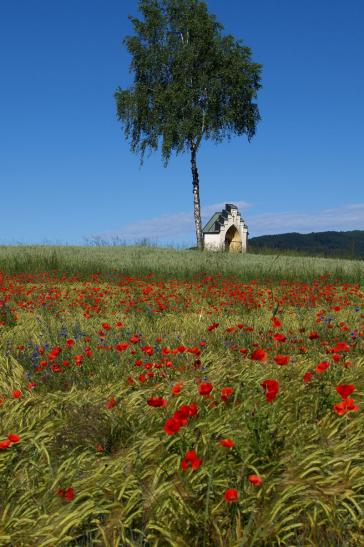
left=199, top=383, right=213, bottom=396
left=188, top=402, right=198, bottom=417
left=164, top=417, right=181, bottom=435
left=248, top=475, right=263, bottom=486
left=7, top=433, right=20, bottom=443
left=219, top=438, right=234, bottom=448
left=115, top=342, right=129, bottom=352
left=271, top=317, right=282, bottom=328
left=336, top=384, right=355, bottom=399
left=221, top=387, right=234, bottom=401
left=315, top=361, right=330, bottom=373
left=105, top=397, right=117, bottom=409
left=171, top=383, right=183, bottom=395
left=147, top=396, right=167, bottom=407
left=58, top=487, right=75, bottom=502
left=273, top=333, right=286, bottom=342
left=12, top=390, right=22, bottom=398
left=309, top=331, right=319, bottom=340
left=251, top=349, right=268, bottom=362
left=0, top=439, right=12, bottom=449
left=303, top=372, right=314, bottom=383
left=225, top=488, right=238, bottom=502
left=274, top=354, right=290, bottom=366
left=333, top=398, right=359, bottom=416
left=333, top=342, right=350, bottom=353
left=261, top=380, right=279, bottom=402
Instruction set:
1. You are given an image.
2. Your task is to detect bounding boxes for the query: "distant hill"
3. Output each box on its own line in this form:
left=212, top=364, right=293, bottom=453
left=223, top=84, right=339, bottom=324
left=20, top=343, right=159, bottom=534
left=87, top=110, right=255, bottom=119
left=248, top=230, right=364, bottom=259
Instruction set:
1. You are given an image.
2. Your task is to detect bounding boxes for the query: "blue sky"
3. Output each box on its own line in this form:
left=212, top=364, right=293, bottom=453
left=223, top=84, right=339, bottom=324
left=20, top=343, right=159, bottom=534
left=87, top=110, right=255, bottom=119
left=0, top=0, right=363, bottom=247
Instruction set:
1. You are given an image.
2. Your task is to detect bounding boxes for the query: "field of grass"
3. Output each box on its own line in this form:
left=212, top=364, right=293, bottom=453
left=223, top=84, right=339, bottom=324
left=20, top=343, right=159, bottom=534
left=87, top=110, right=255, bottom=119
left=0, top=245, right=363, bottom=546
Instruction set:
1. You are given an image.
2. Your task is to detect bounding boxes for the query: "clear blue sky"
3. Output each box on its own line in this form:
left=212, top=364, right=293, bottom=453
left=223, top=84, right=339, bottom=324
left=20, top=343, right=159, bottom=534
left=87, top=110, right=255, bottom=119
left=1, top=0, right=363, bottom=247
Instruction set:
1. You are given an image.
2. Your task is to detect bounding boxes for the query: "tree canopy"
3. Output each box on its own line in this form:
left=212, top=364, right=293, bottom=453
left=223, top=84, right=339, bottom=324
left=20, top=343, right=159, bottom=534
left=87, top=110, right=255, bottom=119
left=115, top=0, right=262, bottom=168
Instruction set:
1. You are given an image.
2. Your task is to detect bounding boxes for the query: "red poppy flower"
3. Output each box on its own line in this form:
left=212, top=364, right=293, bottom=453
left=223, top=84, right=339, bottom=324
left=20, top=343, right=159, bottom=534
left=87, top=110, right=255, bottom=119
left=225, top=488, right=238, bottom=502
left=58, top=487, right=75, bottom=502
left=273, top=333, right=286, bottom=342
left=303, top=372, right=314, bottom=383
left=199, top=383, right=213, bottom=396
left=336, top=384, right=355, bottom=399
left=0, top=439, right=12, bottom=449
left=7, top=433, right=20, bottom=443
left=333, top=398, right=359, bottom=416
left=261, top=380, right=279, bottom=402
left=248, top=475, right=263, bottom=486
left=115, top=342, right=129, bottom=352
left=309, top=331, right=319, bottom=340
left=164, top=417, right=181, bottom=435
left=188, top=402, right=198, bottom=417
left=219, top=438, right=234, bottom=448
left=333, top=342, right=350, bottom=353
left=315, top=361, right=330, bottom=373
left=221, top=387, right=234, bottom=401
left=105, top=397, right=117, bottom=409
left=271, top=317, right=282, bottom=328
left=274, top=354, right=290, bottom=366
left=12, top=390, right=22, bottom=398
left=251, top=349, right=268, bottom=362
left=171, top=383, right=183, bottom=395
left=147, top=396, right=167, bottom=407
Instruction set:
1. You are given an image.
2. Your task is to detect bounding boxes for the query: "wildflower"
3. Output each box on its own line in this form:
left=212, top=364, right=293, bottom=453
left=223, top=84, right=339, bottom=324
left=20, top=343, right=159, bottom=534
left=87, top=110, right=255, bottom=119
left=105, top=397, right=117, bottom=409
left=271, top=317, right=282, bottom=328
left=221, top=387, right=234, bottom=401
left=171, top=383, right=183, bottom=395
left=0, top=439, right=12, bottom=449
left=219, top=438, right=234, bottom=448
left=273, top=333, right=286, bottom=342
left=303, top=372, right=314, bottom=383
left=333, top=398, right=359, bottom=416
left=7, top=433, right=21, bottom=443
left=115, top=342, right=128, bottom=352
left=309, top=331, right=319, bottom=340
left=248, top=475, right=263, bottom=486
left=251, top=349, right=268, bottom=362
left=199, top=382, right=213, bottom=396
left=261, top=380, right=279, bottom=402
left=12, top=390, right=22, bottom=398
left=181, top=449, right=203, bottom=471
left=225, top=488, right=238, bottom=503
left=315, top=361, right=330, bottom=373
left=164, top=417, right=181, bottom=435
left=57, top=487, right=75, bottom=502
left=335, top=384, right=355, bottom=400
left=147, top=396, right=167, bottom=407
left=274, top=354, right=290, bottom=366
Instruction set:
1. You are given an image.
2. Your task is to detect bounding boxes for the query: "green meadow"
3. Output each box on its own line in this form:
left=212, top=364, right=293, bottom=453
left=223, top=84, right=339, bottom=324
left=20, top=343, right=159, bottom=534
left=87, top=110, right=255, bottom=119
left=0, top=245, right=363, bottom=546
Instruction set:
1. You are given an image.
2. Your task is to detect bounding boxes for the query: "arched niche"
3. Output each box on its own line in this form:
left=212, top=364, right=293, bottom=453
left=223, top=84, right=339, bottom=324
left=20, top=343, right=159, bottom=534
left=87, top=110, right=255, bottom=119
left=224, top=225, right=242, bottom=252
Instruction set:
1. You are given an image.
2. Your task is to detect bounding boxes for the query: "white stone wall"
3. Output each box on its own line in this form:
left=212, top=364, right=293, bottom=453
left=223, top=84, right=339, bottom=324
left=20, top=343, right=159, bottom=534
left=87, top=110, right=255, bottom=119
left=203, top=208, right=248, bottom=252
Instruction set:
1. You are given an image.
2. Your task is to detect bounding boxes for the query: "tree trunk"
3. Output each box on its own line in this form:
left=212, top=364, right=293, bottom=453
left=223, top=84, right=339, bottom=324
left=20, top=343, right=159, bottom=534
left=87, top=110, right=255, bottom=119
left=190, top=142, right=204, bottom=250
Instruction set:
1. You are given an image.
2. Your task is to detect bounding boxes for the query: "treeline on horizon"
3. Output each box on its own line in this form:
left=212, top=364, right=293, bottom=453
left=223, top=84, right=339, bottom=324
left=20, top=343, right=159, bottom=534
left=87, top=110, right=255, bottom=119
left=248, top=230, right=364, bottom=259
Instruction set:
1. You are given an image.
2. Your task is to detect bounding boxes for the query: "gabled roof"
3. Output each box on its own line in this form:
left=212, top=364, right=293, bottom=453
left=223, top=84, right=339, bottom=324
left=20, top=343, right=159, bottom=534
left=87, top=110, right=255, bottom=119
left=202, top=212, right=221, bottom=234
left=203, top=204, right=247, bottom=234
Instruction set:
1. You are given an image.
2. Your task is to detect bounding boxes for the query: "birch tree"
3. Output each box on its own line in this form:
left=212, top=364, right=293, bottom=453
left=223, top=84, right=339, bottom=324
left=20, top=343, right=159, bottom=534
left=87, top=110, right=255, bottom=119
left=115, top=0, right=262, bottom=250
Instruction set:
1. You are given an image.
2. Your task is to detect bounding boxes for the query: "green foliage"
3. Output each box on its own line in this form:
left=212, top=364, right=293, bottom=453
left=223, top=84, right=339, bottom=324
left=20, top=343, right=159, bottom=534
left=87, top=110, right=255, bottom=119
left=249, top=230, right=364, bottom=260
left=114, top=0, right=262, bottom=167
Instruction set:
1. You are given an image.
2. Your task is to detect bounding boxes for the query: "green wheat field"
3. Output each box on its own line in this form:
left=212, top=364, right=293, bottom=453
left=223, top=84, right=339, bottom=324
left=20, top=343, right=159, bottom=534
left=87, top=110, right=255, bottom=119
left=0, top=245, right=363, bottom=546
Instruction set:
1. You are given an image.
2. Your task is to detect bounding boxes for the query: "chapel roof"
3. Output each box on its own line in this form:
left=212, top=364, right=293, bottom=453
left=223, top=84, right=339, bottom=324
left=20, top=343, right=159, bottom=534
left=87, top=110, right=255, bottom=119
left=202, top=204, right=245, bottom=234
